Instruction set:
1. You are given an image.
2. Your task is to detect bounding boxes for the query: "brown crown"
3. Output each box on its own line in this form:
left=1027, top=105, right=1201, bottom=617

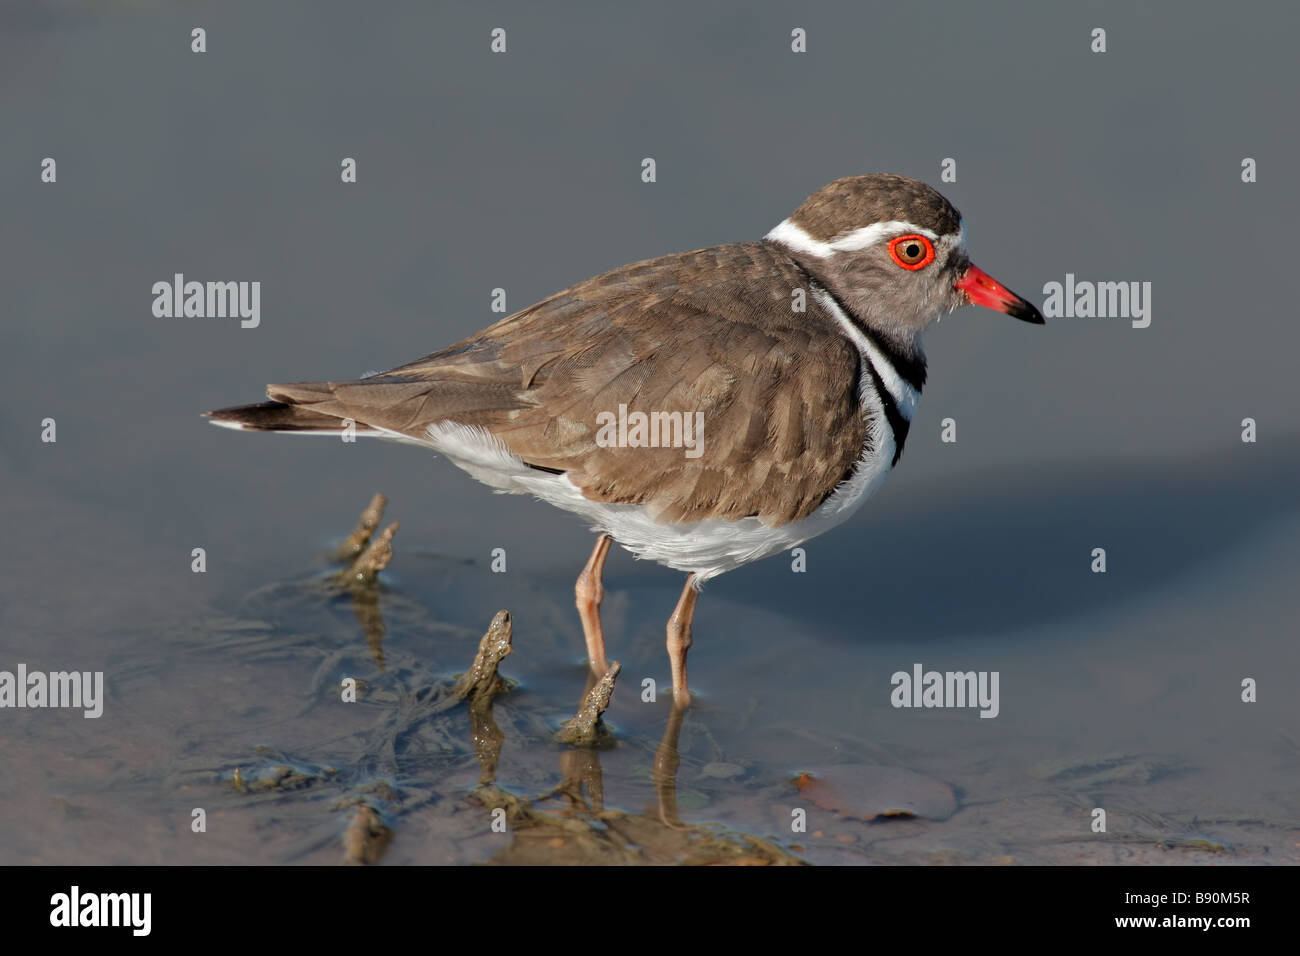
left=789, top=174, right=962, bottom=241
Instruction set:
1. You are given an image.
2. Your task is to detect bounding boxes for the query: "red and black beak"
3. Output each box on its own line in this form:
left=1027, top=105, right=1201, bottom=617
left=955, top=264, right=1044, bottom=324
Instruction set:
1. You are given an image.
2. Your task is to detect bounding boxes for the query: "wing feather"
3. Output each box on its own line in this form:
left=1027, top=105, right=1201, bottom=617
left=268, top=242, right=869, bottom=526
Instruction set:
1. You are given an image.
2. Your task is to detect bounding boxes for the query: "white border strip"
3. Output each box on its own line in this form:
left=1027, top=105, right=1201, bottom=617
left=811, top=286, right=920, bottom=422
left=765, top=218, right=939, bottom=258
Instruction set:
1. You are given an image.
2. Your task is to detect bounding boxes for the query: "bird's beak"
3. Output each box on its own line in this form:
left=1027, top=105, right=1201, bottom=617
left=955, top=264, right=1044, bottom=324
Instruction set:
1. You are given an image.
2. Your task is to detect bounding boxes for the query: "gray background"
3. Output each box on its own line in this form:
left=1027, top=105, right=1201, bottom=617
left=1, top=0, right=1297, bottom=863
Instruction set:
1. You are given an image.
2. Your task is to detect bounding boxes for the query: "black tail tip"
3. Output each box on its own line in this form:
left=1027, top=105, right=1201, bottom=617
left=202, top=400, right=363, bottom=433
left=202, top=401, right=294, bottom=431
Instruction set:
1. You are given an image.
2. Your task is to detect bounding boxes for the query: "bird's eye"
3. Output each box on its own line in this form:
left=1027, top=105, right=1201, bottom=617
left=888, top=234, right=935, bottom=270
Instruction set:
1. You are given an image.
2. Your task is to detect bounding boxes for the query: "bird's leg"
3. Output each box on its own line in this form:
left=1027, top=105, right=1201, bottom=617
left=666, top=574, right=699, bottom=707
left=575, top=533, right=613, bottom=675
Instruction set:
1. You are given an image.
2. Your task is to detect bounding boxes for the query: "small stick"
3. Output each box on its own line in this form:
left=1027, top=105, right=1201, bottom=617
left=452, top=610, right=514, bottom=705
left=555, top=662, right=620, bottom=746
left=342, top=804, right=392, bottom=865
left=346, top=521, right=398, bottom=584
left=335, top=493, right=388, bottom=561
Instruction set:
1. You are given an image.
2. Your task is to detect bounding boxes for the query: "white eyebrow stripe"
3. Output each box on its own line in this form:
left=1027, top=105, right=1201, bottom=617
left=764, top=218, right=940, bottom=258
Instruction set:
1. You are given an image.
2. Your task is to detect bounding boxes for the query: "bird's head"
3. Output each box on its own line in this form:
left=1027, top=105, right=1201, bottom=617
left=765, top=174, right=1043, bottom=346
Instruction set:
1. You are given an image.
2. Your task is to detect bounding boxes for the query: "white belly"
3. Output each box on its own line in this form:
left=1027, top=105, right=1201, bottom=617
left=396, top=391, right=898, bottom=583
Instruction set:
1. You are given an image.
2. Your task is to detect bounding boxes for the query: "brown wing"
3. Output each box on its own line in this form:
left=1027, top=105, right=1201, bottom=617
left=268, top=242, right=869, bottom=526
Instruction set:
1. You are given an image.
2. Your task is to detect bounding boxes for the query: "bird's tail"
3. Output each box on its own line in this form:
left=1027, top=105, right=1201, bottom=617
left=203, top=393, right=379, bottom=435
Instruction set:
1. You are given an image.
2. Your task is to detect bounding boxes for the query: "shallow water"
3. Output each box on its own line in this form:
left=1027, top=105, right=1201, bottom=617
left=4, top=465, right=1297, bottom=865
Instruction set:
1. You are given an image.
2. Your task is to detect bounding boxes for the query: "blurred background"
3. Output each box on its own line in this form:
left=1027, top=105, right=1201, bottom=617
left=1, top=0, right=1296, bottom=864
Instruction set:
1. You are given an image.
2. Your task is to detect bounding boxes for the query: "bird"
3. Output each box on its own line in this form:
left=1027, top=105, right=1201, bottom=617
left=206, top=173, right=1043, bottom=707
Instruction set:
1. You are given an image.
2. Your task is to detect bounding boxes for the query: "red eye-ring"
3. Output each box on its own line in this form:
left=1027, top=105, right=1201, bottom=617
left=888, top=234, right=935, bottom=270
